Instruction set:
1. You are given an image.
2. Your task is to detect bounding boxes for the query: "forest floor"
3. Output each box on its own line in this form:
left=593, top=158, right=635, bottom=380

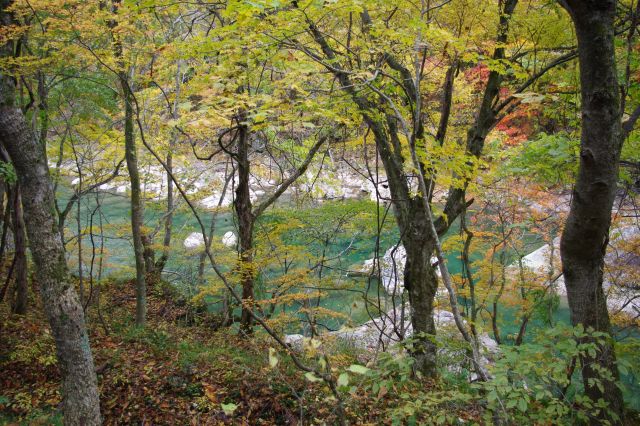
left=4, top=275, right=639, bottom=425
left=0, top=277, right=351, bottom=425
left=1, top=276, right=475, bottom=425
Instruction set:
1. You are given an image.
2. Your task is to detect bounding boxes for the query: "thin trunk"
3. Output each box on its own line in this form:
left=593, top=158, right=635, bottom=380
left=514, top=316, right=529, bottom=346
left=198, top=163, right=233, bottom=326
left=559, top=1, right=625, bottom=422
left=37, top=71, right=48, bottom=160
left=0, top=179, right=4, bottom=230
left=152, top=148, right=172, bottom=276
left=0, top=183, right=11, bottom=268
left=86, top=201, right=100, bottom=312
left=76, top=188, right=84, bottom=306
left=123, top=78, right=147, bottom=326
left=235, top=124, right=255, bottom=334
left=0, top=252, right=16, bottom=303
left=435, top=60, right=456, bottom=145
left=10, top=185, right=27, bottom=314
left=461, top=213, right=477, bottom=336
left=491, top=301, right=502, bottom=345
left=198, top=210, right=216, bottom=285
left=110, top=0, right=146, bottom=326
left=154, top=62, right=182, bottom=276
left=96, top=192, right=108, bottom=334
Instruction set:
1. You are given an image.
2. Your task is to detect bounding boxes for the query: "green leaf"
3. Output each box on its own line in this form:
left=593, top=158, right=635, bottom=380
left=517, top=398, right=528, bottom=412
left=337, top=373, right=349, bottom=387
left=347, top=364, right=370, bottom=375
left=304, top=372, right=323, bottom=382
left=268, top=347, right=278, bottom=368
left=221, top=402, right=238, bottom=416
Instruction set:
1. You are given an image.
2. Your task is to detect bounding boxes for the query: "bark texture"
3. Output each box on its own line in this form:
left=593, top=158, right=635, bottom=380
left=0, top=99, right=102, bottom=426
left=1, top=2, right=100, bottom=423
left=0, top=111, right=101, bottom=425
left=560, top=0, right=625, bottom=422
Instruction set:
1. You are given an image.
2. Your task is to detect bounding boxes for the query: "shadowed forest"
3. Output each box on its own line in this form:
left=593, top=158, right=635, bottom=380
left=0, top=0, right=639, bottom=424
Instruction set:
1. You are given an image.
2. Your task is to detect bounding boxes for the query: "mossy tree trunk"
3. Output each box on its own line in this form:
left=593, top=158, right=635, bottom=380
left=0, top=2, right=101, bottom=422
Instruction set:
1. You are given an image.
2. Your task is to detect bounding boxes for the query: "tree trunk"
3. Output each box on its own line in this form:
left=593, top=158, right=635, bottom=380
left=122, top=77, right=147, bottom=327
left=0, top=111, right=102, bottom=425
left=153, top=148, right=172, bottom=276
left=235, top=124, right=256, bottom=334
left=0, top=146, right=12, bottom=267
left=559, top=0, right=625, bottom=422
left=0, top=18, right=102, bottom=417
left=0, top=178, right=5, bottom=230
left=10, top=185, right=27, bottom=314
left=0, top=183, right=11, bottom=269
left=76, top=186, right=84, bottom=305
left=37, top=70, right=48, bottom=160
left=109, top=0, right=146, bottom=326
left=303, top=1, right=518, bottom=377
left=403, top=235, right=438, bottom=377
left=154, top=62, right=182, bottom=278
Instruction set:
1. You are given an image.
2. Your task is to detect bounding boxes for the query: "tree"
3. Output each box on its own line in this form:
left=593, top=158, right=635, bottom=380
left=272, top=0, right=532, bottom=376
left=559, top=0, right=627, bottom=422
left=0, top=0, right=101, bottom=423
left=109, top=0, right=147, bottom=327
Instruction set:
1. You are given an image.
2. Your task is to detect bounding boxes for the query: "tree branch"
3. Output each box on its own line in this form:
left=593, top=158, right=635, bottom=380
left=58, top=157, right=125, bottom=229
left=253, top=135, right=327, bottom=218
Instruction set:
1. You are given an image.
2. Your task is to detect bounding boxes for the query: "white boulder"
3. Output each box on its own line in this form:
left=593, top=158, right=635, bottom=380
left=380, top=245, right=406, bottom=295
left=513, top=226, right=640, bottom=317
left=99, top=183, right=116, bottom=191
left=183, top=232, right=204, bottom=249
left=285, top=306, right=499, bottom=374
left=222, top=231, right=237, bottom=248
left=200, top=192, right=234, bottom=209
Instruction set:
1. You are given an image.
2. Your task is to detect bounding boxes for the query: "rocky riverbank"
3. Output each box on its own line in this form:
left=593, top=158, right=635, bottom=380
left=518, top=226, right=640, bottom=318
